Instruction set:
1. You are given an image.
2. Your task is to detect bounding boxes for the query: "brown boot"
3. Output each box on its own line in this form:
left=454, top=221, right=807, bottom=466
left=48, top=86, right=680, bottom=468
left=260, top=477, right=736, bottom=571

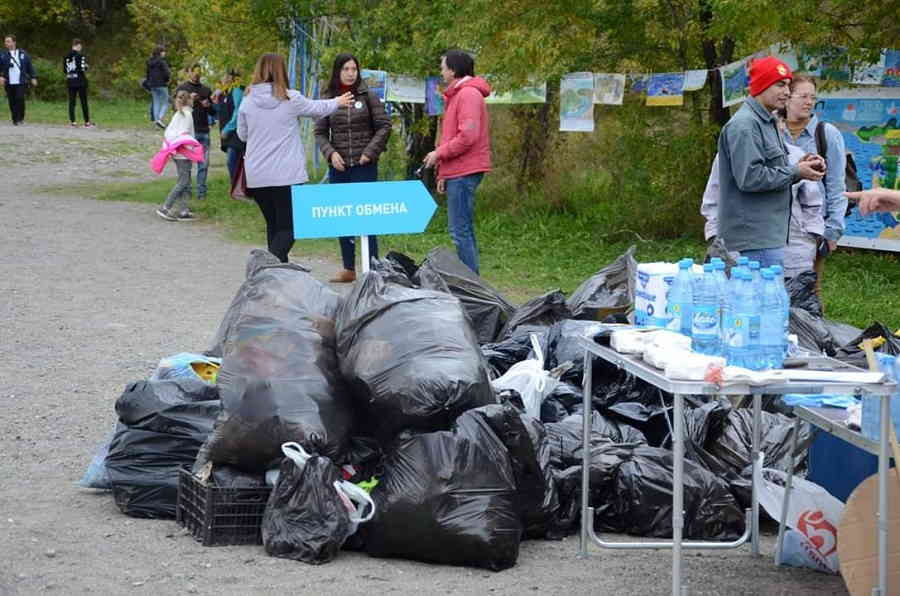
left=329, top=269, right=356, bottom=283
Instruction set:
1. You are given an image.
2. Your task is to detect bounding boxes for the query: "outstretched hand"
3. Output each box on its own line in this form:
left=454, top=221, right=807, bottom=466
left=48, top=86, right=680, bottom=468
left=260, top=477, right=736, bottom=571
left=336, top=92, right=353, bottom=107
left=845, top=188, right=900, bottom=216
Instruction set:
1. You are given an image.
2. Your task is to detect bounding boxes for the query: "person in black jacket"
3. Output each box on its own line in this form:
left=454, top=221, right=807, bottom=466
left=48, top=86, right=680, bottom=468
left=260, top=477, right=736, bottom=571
left=146, top=45, right=171, bottom=128
left=64, top=39, right=93, bottom=127
left=176, top=64, right=213, bottom=200
left=314, top=53, right=392, bottom=282
left=0, top=34, right=37, bottom=125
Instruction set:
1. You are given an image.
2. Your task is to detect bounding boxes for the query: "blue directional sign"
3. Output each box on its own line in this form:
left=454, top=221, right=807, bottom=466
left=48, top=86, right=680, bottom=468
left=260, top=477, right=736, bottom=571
left=291, top=181, right=437, bottom=239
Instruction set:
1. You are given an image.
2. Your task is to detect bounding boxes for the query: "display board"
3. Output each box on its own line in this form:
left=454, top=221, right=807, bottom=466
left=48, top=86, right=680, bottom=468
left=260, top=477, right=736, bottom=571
left=819, top=89, right=900, bottom=252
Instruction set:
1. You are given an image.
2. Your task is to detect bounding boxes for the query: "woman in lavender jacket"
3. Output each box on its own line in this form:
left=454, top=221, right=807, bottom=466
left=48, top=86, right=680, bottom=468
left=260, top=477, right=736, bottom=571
left=237, top=53, right=352, bottom=263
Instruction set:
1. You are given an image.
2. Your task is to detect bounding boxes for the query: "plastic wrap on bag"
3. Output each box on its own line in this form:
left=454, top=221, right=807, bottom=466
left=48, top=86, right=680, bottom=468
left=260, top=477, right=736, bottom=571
left=785, top=271, right=822, bottom=317
left=544, top=319, right=609, bottom=385
left=116, top=378, right=219, bottom=428
left=566, top=246, right=636, bottom=321
left=413, top=247, right=516, bottom=344
left=835, top=322, right=900, bottom=368
left=106, top=410, right=217, bottom=518
left=206, top=250, right=283, bottom=358
left=501, top=290, right=572, bottom=338
left=362, top=411, right=521, bottom=570
left=468, top=404, right=560, bottom=539
left=481, top=325, right=548, bottom=379
left=823, top=319, right=862, bottom=350
left=336, top=272, right=495, bottom=443
left=262, top=453, right=352, bottom=564
left=370, top=251, right=417, bottom=288
left=790, top=307, right=837, bottom=355
left=201, top=261, right=354, bottom=471
left=590, top=444, right=745, bottom=539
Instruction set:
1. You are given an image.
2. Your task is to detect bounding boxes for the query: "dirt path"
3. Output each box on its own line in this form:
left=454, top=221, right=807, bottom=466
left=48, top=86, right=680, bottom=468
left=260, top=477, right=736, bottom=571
left=0, top=121, right=849, bottom=596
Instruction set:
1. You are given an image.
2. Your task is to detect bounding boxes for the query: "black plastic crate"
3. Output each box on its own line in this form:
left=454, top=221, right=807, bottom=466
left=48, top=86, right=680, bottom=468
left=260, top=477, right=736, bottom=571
left=176, top=467, right=271, bottom=546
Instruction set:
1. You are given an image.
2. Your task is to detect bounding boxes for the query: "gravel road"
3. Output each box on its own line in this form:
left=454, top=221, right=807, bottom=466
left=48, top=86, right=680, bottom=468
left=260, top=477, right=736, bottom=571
left=0, top=121, right=850, bottom=595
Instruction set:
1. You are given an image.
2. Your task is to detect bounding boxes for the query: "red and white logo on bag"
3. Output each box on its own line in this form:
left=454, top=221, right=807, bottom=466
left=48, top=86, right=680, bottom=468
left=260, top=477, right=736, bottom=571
left=797, top=509, right=838, bottom=557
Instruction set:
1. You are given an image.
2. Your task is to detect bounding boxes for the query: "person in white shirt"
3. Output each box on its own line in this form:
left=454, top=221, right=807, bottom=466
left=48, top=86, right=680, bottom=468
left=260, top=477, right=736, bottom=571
left=0, top=34, right=38, bottom=125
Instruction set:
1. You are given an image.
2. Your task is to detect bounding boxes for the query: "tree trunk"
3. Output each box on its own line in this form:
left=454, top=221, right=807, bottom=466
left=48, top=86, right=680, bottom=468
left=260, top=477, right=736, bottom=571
left=399, top=103, right=438, bottom=188
left=515, top=84, right=555, bottom=193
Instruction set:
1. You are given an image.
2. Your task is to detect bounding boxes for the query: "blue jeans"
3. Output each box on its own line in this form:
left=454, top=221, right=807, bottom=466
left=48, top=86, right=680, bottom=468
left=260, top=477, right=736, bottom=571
left=192, top=132, right=210, bottom=197
left=445, top=173, right=484, bottom=274
left=329, top=162, right=379, bottom=270
left=739, top=247, right=785, bottom=269
left=150, top=87, right=169, bottom=122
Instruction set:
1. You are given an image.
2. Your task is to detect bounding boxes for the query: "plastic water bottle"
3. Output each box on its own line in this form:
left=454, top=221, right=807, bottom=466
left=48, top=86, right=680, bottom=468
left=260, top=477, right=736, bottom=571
left=723, top=266, right=745, bottom=350
left=759, top=269, right=784, bottom=369
left=667, top=258, right=694, bottom=337
left=692, top=263, right=722, bottom=355
left=727, top=271, right=762, bottom=369
left=770, top=265, right=791, bottom=356
left=712, top=260, right=728, bottom=326
left=748, top=260, right=762, bottom=290
left=737, top=256, right=749, bottom=269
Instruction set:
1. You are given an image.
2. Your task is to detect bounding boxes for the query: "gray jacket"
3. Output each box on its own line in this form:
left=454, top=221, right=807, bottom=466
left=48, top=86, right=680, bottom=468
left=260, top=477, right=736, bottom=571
left=237, top=83, right=339, bottom=188
left=716, top=97, right=801, bottom=252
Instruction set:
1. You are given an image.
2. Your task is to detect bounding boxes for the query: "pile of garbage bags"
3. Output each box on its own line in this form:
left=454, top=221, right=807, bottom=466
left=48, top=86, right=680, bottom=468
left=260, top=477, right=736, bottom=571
left=83, top=247, right=840, bottom=571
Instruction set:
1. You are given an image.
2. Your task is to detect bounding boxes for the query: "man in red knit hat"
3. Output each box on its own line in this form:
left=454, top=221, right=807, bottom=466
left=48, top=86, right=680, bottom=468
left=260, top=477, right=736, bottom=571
left=716, top=56, right=825, bottom=268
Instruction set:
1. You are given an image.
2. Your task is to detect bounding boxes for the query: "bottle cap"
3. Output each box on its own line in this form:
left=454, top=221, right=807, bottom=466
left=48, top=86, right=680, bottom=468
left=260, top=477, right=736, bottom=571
left=749, top=261, right=760, bottom=270
left=703, top=263, right=714, bottom=272
left=761, top=269, right=774, bottom=279
left=737, top=257, right=749, bottom=265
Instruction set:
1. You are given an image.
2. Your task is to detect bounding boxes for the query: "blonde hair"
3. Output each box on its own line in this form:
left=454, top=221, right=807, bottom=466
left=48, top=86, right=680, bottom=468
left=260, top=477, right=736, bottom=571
left=173, top=89, right=192, bottom=111
left=249, top=53, right=290, bottom=100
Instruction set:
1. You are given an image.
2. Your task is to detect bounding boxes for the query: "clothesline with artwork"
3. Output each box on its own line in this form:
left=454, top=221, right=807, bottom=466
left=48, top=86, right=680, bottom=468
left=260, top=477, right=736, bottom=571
left=359, top=44, right=900, bottom=132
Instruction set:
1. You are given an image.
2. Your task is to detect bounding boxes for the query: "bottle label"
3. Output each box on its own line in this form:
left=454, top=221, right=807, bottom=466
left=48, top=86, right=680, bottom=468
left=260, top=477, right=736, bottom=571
left=729, top=314, right=753, bottom=348
left=691, top=305, right=719, bottom=337
left=749, top=315, right=760, bottom=342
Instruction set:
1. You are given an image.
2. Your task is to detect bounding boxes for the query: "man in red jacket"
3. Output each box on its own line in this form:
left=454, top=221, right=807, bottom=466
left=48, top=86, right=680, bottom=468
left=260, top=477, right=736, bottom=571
left=424, top=50, right=492, bottom=274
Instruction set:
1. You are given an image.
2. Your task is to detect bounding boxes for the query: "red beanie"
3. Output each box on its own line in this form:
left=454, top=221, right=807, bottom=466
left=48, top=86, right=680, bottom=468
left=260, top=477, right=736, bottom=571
left=748, top=56, right=793, bottom=96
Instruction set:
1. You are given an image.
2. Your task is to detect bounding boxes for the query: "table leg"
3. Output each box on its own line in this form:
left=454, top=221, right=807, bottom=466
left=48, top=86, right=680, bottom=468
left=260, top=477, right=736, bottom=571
left=672, top=393, right=685, bottom=596
left=578, top=349, right=593, bottom=558
left=775, top=417, right=802, bottom=565
left=751, top=393, right=762, bottom=556
left=877, top=395, right=889, bottom=595
left=360, top=235, right=370, bottom=273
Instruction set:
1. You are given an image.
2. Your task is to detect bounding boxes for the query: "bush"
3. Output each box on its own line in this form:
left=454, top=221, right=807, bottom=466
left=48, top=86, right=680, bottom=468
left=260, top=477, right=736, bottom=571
left=31, top=57, right=69, bottom=102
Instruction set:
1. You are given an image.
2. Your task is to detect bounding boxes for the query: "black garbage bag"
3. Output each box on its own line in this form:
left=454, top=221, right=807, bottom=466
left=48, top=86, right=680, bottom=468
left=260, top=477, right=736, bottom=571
left=468, top=405, right=560, bottom=539
left=481, top=325, right=548, bottom=379
left=545, top=412, right=645, bottom=470
left=371, top=251, right=417, bottom=288
left=835, top=322, right=900, bottom=368
left=413, top=247, right=516, bottom=344
left=211, top=465, right=267, bottom=489
left=790, top=307, right=837, bottom=355
left=202, top=263, right=354, bottom=471
left=336, top=272, right=496, bottom=443
left=785, top=271, right=822, bottom=317
left=544, top=319, right=612, bottom=385
left=501, top=290, right=572, bottom=338
left=106, top=417, right=215, bottom=518
left=566, top=246, right=636, bottom=321
left=207, top=250, right=286, bottom=358
left=824, top=319, right=863, bottom=350
left=590, top=444, right=745, bottom=539
left=116, top=378, right=220, bottom=432
left=362, top=411, right=521, bottom=570
left=709, top=408, right=813, bottom=475
left=261, top=453, right=352, bottom=564
left=106, top=377, right=221, bottom=518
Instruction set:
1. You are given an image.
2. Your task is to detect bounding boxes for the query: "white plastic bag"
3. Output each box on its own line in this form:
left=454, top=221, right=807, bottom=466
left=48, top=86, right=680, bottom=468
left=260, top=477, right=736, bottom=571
left=491, top=334, right=559, bottom=419
left=333, top=479, right=376, bottom=535
left=266, top=442, right=313, bottom=486
left=757, top=468, right=843, bottom=574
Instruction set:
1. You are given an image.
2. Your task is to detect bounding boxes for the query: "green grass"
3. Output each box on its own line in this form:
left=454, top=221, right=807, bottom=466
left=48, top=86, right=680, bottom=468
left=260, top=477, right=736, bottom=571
left=72, top=172, right=900, bottom=332
left=25, top=98, right=152, bottom=128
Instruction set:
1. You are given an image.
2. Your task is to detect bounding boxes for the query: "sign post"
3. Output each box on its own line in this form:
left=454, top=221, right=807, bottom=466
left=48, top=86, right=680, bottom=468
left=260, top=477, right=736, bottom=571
left=291, top=181, right=438, bottom=272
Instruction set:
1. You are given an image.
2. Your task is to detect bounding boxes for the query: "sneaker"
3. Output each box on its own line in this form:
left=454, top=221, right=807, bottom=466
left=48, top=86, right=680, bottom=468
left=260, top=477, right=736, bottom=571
left=84, top=122, right=96, bottom=128
left=196, top=194, right=207, bottom=201
left=154, top=119, right=165, bottom=130
left=156, top=207, right=177, bottom=221
left=328, top=269, right=357, bottom=283
left=70, top=122, right=78, bottom=127
left=176, top=211, right=196, bottom=221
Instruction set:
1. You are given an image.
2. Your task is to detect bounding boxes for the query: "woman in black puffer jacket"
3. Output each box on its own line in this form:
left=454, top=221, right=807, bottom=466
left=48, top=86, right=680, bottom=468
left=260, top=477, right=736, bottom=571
left=314, top=53, right=392, bottom=283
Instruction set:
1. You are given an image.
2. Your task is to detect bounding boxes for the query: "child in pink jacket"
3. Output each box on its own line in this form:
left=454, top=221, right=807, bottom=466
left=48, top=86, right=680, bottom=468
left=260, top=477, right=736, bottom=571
left=156, top=90, right=200, bottom=221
